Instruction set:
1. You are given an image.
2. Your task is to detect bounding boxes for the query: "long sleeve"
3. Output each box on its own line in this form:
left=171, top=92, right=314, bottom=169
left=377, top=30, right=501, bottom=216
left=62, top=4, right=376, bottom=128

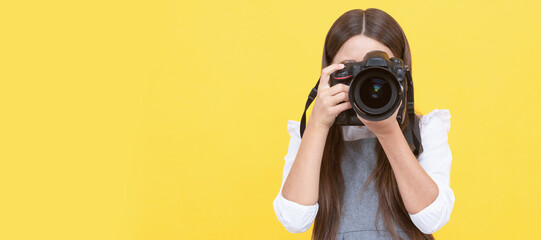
left=272, top=120, right=319, bottom=233
left=408, top=109, right=456, bottom=234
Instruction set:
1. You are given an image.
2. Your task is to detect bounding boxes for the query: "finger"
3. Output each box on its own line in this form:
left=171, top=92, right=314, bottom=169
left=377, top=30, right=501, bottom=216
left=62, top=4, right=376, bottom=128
left=330, top=101, right=352, bottom=116
left=327, top=83, right=349, bottom=96
left=328, top=91, right=349, bottom=106
left=318, top=63, right=345, bottom=90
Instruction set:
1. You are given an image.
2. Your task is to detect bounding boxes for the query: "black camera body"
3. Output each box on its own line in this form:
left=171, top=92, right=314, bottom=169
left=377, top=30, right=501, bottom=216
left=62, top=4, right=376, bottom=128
left=330, top=50, right=410, bottom=125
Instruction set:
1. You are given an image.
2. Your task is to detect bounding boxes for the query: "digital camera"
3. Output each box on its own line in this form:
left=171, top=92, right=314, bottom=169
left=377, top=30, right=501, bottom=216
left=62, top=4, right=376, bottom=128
left=330, top=50, right=410, bottom=125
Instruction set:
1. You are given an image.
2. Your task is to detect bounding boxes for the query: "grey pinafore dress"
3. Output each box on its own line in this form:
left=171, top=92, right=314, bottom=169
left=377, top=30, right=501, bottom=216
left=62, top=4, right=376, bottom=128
left=336, top=137, right=410, bottom=240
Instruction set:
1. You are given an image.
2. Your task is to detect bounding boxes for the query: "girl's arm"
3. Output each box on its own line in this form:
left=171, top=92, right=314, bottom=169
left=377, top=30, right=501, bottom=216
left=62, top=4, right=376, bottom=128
left=272, top=120, right=321, bottom=233
left=359, top=109, right=439, bottom=214
left=365, top=109, right=454, bottom=234
left=281, top=120, right=329, bottom=205
left=376, top=121, right=439, bottom=214
left=282, top=63, right=351, bottom=205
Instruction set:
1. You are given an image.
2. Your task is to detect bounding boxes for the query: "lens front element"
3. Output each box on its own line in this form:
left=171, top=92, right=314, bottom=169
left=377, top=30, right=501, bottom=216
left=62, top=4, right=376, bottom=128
left=360, top=77, right=391, bottom=109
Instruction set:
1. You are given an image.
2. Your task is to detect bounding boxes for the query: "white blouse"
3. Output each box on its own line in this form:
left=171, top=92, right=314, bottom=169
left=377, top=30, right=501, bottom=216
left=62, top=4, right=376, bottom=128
left=272, top=109, right=455, bottom=234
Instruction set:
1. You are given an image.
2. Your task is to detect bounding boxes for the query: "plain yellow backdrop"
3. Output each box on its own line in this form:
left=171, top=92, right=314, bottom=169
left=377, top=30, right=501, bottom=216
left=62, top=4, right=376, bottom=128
left=1, top=0, right=540, bottom=239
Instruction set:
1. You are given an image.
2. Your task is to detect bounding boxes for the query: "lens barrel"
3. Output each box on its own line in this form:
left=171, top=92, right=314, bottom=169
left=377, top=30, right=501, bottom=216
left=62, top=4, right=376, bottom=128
left=349, top=67, right=401, bottom=121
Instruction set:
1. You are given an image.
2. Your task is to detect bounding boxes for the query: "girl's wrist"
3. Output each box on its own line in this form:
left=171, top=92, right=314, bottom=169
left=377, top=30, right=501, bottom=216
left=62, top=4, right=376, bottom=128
left=374, top=122, right=402, bottom=142
left=307, top=119, right=331, bottom=135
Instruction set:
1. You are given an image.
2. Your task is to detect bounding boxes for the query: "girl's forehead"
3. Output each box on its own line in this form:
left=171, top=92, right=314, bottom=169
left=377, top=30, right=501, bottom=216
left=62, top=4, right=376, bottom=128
left=333, top=35, right=394, bottom=63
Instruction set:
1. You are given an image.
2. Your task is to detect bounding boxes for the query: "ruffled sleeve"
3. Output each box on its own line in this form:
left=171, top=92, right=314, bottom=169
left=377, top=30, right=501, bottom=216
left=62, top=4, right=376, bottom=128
left=408, top=109, right=455, bottom=234
left=272, top=120, right=319, bottom=233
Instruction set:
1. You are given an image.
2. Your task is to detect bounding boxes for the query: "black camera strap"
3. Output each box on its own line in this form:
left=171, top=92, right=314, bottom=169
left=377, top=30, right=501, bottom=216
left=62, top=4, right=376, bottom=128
left=299, top=79, right=319, bottom=138
left=405, top=66, right=423, bottom=156
left=299, top=68, right=423, bottom=157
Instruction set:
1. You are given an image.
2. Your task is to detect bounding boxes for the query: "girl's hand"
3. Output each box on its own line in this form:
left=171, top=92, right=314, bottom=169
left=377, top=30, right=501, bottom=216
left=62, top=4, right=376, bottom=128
left=356, top=104, right=401, bottom=137
left=308, top=63, right=353, bottom=130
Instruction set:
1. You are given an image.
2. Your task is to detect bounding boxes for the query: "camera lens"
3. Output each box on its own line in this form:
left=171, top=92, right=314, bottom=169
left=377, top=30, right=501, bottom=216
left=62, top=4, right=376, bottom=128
left=359, top=77, right=391, bottom=109
left=349, top=67, right=400, bottom=121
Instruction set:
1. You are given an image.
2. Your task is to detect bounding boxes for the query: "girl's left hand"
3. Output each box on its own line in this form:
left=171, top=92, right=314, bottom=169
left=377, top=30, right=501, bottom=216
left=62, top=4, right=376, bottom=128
left=356, top=104, right=401, bottom=137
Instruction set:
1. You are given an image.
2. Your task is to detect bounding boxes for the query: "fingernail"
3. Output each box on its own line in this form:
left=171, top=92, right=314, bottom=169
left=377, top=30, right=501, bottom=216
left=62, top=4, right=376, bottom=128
left=339, top=64, right=345, bottom=68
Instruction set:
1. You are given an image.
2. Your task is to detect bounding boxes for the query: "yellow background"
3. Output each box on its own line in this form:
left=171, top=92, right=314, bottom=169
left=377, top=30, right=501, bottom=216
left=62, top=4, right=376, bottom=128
left=1, top=0, right=540, bottom=239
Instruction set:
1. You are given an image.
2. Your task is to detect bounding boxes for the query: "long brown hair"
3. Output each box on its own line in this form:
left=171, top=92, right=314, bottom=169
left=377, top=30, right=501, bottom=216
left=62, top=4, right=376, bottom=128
left=312, top=9, right=433, bottom=240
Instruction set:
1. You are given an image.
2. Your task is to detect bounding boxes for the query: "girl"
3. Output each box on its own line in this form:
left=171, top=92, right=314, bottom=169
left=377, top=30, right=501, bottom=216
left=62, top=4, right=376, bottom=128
left=273, top=8, right=455, bottom=240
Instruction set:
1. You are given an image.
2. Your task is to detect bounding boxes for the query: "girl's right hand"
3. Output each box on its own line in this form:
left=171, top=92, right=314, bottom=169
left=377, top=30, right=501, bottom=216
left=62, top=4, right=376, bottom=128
left=308, top=63, right=353, bottom=130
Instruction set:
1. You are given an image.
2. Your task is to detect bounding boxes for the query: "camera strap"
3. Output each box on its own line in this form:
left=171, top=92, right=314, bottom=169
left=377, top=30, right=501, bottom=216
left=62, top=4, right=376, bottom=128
left=299, top=79, right=320, bottom=138
left=405, top=67, right=423, bottom=156
left=299, top=69, right=423, bottom=156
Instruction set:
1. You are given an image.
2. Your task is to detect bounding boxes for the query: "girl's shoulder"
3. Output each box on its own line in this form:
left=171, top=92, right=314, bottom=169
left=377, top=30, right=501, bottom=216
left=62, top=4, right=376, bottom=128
left=419, top=109, right=451, bottom=134
left=286, top=120, right=301, bottom=140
